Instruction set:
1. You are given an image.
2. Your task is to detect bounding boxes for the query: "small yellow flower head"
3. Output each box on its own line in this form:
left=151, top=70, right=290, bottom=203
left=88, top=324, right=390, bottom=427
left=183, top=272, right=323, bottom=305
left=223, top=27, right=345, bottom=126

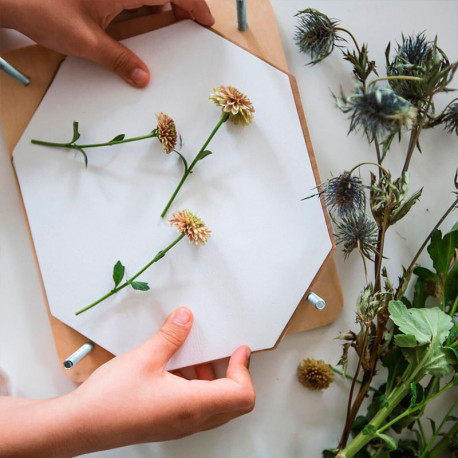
left=297, top=358, right=334, bottom=390
left=168, top=210, right=211, bottom=245
left=209, top=85, right=255, bottom=126
left=156, top=112, right=177, bottom=154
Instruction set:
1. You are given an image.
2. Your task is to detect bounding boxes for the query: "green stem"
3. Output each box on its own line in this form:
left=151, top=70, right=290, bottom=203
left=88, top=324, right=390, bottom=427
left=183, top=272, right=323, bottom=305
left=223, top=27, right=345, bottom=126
left=449, top=294, right=458, bottom=317
left=75, top=233, right=185, bottom=315
left=420, top=399, right=458, bottom=458
left=368, top=75, right=423, bottom=88
left=335, top=27, right=362, bottom=54
left=348, top=161, right=391, bottom=180
left=160, top=113, right=229, bottom=218
left=417, top=419, right=427, bottom=448
left=331, top=366, right=378, bottom=393
left=429, top=421, right=458, bottom=458
left=31, top=133, right=157, bottom=149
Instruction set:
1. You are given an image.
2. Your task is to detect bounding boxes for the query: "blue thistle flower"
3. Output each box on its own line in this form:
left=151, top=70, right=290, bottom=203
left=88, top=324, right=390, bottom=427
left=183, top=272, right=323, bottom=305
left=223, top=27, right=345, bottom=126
left=443, top=102, right=458, bottom=135
left=335, top=84, right=417, bottom=141
left=334, top=211, right=378, bottom=260
left=294, top=9, right=341, bottom=64
left=304, top=172, right=366, bottom=216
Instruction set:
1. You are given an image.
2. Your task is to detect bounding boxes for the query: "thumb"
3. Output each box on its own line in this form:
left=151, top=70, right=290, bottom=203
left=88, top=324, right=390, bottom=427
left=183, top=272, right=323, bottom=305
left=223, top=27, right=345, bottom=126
left=86, top=28, right=150, bottom=88
left=147, top=307, right=194, bottom=367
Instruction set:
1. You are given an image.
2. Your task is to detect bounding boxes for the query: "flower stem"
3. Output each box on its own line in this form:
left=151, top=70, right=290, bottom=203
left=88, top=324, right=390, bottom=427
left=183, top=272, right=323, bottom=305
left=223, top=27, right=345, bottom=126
left=75, top=233, right=185, bottom=315
left=368, top=75, right=423, bottom=88
left=348, top=161, right=391, bottom=180
left=429, top=421, right=458, bottom=458
left=335, top=27, right=361, bottom=54
left=160, top=113, right=229, bottom=218
left=331, top=366, right=378, bottom=393
left=31, top=133, right=158, bottom=150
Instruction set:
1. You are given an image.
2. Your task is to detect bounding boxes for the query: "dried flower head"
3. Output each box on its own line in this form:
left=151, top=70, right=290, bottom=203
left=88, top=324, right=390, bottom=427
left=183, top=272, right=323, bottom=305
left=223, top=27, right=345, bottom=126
left=322, top=172, right=366, bottom=216
left=297, top=358, right=334, bottom=390
left=334, top=211, right=378, bottom=260
left=443, top=102, right=458, bottom=135
left=386, top=33, right=457, bottom=103
left=335, top=84, right=417, bottom=140
left=168, top=210, right=211, bottom=245
left=356, top=284, right=386, bottom=323
left=209, top=86, right=254, bottom=126
left=156, top=112, right=177, bottom=154
left=294, top=9, right=341, bottom=64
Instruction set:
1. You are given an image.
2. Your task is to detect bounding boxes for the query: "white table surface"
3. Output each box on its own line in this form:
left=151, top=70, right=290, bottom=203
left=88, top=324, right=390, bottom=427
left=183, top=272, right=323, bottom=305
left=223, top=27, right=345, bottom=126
left=0, top=1, right=456, bottom=457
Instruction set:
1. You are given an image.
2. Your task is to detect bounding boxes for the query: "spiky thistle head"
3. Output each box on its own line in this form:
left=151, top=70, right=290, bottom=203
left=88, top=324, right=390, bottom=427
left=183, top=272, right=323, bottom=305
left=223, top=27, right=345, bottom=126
left=321, top=172, right=366, bottom=216
left=386, top=33, right=457, bottom=102
left=297, top=358, right=334, bottom=390
left=334, top=211, right=378, bottom=260
left=155, top=112, right=177, bottom=154
left=209, top=86, right=254, bottom=126
left=443, top=102, right=458, bottom=135
left=335, top=83, right=417, bottom=140
left=356, top=284, right=386, bottom=323
left=294, top=9, right=341, bottom=64
left=168, top=210, right=211, bottom=245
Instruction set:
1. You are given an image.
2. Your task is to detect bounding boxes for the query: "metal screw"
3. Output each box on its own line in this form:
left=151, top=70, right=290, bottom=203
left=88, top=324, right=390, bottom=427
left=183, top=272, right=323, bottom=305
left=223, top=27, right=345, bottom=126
left=236, top=0, right=247, bottom=31
left=307, top=292, right=326, bottom=310
left=0, top=57, right=30, bottom=86
left=63, top=342, right=94, bottom=370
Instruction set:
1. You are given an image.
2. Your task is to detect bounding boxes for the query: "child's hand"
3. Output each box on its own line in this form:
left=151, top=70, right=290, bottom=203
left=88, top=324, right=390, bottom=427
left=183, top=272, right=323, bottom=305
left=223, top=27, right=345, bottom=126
left=0, top=0, right=214, bottom=87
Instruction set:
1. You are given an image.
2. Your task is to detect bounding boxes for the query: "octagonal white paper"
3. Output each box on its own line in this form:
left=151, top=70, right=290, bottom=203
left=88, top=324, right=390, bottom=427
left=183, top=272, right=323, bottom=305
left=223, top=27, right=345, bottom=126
left=12, top=20, right=332, bottom=370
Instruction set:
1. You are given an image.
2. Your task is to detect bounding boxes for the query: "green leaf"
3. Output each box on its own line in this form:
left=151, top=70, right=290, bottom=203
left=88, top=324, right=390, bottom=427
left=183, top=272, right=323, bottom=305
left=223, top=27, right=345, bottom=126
left=444, top=261, right=458, bottom=308
left=394, top=334, right=418, bottom=347
left=390, top=188, right=422, bottom=225
left=131, top=281, right=149, bottom=291
left=112, top=261, right=125, bottom=288
left=413, top=266, right=437, bottom=281
left=388, top=301, right=453, bottom=345
left=428, top=417, right=437, bottom=435
left=375, top=432, right=398, bottom=451
left=75, top=146, right=88, bottom=168
left=174, top=150, right=189, bottom=173
left=427, top=229, right=457, bottom=276
left=322, top=449, right=339, bottom=458
left=351, top=415, right=368, bottom=438
left=155, top=250, right=165, bottom=261
left=363, top=424, right=377, bottom=435
left=196, top=150, right=212, bottom=162
left=110, top=134, right=125, bottom=142
left=410, top=382, right=417, bottom=405
left=71, top=121, right=81, bottom=143
left=401, top=344, right=456, bottom=377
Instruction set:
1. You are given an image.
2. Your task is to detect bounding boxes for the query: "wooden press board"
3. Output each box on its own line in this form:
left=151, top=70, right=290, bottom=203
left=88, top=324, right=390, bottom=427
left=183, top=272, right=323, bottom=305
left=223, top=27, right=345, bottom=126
left=0, top=0, right=343, bottom=382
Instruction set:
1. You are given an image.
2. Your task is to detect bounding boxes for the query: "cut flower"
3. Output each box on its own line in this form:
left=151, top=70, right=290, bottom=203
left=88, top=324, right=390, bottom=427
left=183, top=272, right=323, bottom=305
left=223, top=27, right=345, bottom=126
left=210, top=86, right=255, bottom=126
left=169, top=209, right=211, bottom=245
left=297, top=358, right=334, bottom=390
left=156, top=112, right=177, bottom=154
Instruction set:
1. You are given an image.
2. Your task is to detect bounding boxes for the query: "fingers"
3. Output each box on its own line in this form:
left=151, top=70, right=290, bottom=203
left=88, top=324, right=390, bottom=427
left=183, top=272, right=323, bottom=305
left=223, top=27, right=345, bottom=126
left=145, top=307, right=193, bottom=367
left=226, top=346, right=252, bottom=387
left=86, top=28, right=150, bottom=88
left=195, top=363, right=216, bottom=381
left=172, top=0, right=214, bottom=26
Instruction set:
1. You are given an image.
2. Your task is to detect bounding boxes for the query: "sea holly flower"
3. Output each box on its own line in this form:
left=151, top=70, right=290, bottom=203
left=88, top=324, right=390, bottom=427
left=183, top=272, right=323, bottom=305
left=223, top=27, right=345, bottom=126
left=294, top=9, right=341, bottom=65
left=209, top=85, right=255, bottom=126
left=304, top=172, right=366, bottom=217
left=75, top=210, right=210, bottom=315
left=31, top=113, right=179, bottom=167
left=335, top=83, right=417, bottom=141
left=155, top=112, right=177, bottom=154
left=160, top=86, right=254, bottom=218
left=442, top=102, right=458, bottom=135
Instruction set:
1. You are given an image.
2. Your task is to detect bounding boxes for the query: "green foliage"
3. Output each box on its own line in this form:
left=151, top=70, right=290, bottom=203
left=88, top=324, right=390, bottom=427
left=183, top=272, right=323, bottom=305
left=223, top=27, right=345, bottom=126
left=131, top=281, right=150, bottom=291
left=110, top=134, right=125, bottom=142
left=195, top=150, right=212, bottom=162
left=112, top=261, right=125, bottom=288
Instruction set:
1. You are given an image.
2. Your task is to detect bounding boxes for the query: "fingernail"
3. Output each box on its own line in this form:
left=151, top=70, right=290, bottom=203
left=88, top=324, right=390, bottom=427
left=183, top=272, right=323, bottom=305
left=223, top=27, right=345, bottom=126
left=130, top=68, right=149, bottom=86
left=173, top=307, right=192, bottom=325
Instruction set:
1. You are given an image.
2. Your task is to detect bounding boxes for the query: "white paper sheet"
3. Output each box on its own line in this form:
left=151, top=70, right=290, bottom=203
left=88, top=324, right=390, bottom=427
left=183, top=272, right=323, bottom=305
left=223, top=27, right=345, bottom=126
left=12, top=20, right=332, bottom=369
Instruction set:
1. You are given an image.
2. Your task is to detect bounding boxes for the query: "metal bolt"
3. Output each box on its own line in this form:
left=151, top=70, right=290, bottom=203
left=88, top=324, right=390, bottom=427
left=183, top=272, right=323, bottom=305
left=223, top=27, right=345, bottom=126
left=236, top=0, right=247, bottom=31
left=307, top=291, right=326, bottom=310
left=63, top=342, right=94, bottom=370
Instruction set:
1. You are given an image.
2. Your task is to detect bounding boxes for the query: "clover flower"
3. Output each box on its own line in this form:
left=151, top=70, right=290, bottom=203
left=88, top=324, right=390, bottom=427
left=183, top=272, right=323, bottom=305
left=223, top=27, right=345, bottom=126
left=168, top=210, right=211, bottom=245
left=443, top=102, right=458, bottom=135
left=334, top=211, right=378, bottom=260
left=297, top=358, right=334, bottom=390
left=156, top=112, right=177, bottom=154
left=294, top=9, right=341, bottom=64
left=336, top=84, right=417, bottom=140
left=209, top=86, right=255, bottom=126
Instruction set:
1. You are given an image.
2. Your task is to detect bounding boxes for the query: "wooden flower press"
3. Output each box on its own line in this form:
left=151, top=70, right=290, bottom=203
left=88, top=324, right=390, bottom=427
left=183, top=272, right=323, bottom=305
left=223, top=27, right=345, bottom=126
left=0, top=0, right=343, bottom=382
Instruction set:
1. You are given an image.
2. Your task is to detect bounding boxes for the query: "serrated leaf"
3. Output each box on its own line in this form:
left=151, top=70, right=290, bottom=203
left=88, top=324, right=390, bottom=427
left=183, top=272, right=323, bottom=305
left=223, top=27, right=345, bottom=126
left=390, top=188, right=422, bottom=225
left=427, top=229, right=457, bottom=276
left=388, top=301, right=453, bottom=345
left=111, top=134, right=125, bottom=142
left=112, top=261, right=125, bottom=288
left=395, top=334, right=418, bottom=347
left=375, top=432, right=398, bottom=451
left=131, top=281, right=149, bottom=291
left=71, top=121, right=81, bottom=143
left=401, top=344, right=456, bottom=378
left=196, top=150, right=212, bottom=162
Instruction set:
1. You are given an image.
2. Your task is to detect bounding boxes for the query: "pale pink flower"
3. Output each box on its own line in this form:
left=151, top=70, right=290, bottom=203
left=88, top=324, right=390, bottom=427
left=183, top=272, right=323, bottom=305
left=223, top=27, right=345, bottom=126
left=156, top=112, right=177, bottom=154
left=209, top=86, right=255, bottom=126
left=168, top=210, right=211, bottom=245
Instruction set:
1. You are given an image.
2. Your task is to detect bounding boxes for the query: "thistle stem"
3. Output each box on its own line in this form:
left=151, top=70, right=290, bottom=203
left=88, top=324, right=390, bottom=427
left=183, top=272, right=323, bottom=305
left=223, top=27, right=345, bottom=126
left=31, top=133, right=158, bottom=149
left=335, top=27, right=361, bottom=55
left=368, top=75, right=423, bottom=88
left=348, top=161, right=391, bottom=180
left=75, top=233, right=185, bottom=315
left=160, top=113, right=229, bottom=218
